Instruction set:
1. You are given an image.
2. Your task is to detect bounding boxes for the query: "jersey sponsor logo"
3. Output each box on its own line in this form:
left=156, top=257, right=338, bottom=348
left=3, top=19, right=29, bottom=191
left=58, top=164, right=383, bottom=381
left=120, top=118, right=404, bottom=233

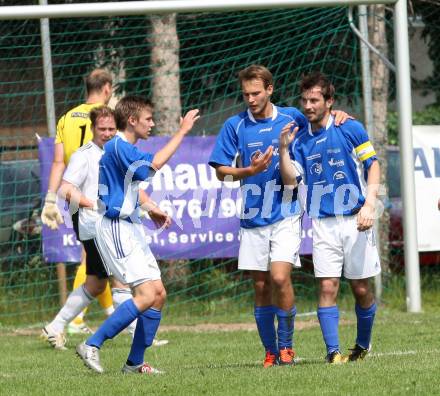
left=247, top=141, right=263, bottom=148
left=328, top=158, right=344, bottom=167
left=327, top=148, right=341, bottom=154
left=259, top=127, right=273, bottom=133
left=315, top=137, right=327, bottom=144
left=310, top=162, right=323, bottom=175
left=71, top=112, right=89, bottom=119
left=306, top=153, right=321, bottom=161
left=333, top=171, right=347, bottom=180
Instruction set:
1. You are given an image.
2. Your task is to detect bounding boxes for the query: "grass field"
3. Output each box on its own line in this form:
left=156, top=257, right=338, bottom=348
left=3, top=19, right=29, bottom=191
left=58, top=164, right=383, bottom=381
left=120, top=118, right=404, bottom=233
left=1, top=307, right=439, bottom=396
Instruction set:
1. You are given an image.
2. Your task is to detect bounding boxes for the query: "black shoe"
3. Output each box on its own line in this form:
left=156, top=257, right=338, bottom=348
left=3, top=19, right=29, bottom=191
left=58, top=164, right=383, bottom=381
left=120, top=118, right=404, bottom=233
left=326, top=350, right=347, bottom=364
left=347, top=344, right=370, bottom=361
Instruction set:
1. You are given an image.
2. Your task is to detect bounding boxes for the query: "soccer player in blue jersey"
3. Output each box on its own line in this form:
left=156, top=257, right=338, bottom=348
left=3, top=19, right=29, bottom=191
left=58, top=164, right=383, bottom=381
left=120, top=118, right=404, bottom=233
left=209, top=65, right=349, bottom=367
left=279, top=71, right=381, bottom=364
left=76, top=96, right=199, bottom=374
left=42, top=106, right=117, bottom=350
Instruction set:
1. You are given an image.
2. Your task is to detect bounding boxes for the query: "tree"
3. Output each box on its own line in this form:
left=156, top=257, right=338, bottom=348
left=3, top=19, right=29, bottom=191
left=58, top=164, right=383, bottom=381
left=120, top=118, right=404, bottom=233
left=148, top=7, right=189, bottom=287
left=149, top=13, right=181, bottom=135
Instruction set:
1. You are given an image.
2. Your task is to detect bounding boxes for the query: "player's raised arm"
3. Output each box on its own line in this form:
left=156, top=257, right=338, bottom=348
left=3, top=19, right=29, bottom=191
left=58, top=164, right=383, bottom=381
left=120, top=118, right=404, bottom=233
left=279, top=122, right=299, bottom=188
left=152, top=109, right=200, bottom=170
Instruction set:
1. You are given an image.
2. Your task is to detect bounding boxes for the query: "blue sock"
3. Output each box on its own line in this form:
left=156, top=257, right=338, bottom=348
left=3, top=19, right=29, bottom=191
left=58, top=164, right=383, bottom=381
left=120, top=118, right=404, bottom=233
left=276, top=306, right=296, bottom=349
left=317, top=305, right=340, bottom=355
left=254, top=305, right=277, bottom=355
left=127, top=308, right=162, bottom=366
left=355, top=303, right=377, bottom=349
left=86, top=299, right=140, bottom=349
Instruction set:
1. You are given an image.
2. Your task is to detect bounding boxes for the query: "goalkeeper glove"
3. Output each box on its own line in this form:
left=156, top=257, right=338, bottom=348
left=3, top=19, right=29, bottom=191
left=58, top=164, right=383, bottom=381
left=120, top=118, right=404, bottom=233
left=41, top=191, right=64, bottom=230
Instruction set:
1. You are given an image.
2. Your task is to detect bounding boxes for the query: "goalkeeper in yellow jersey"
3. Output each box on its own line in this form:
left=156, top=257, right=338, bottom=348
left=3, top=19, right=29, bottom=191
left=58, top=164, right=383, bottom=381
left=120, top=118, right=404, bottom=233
left=41, top=69, right=115, bottom=334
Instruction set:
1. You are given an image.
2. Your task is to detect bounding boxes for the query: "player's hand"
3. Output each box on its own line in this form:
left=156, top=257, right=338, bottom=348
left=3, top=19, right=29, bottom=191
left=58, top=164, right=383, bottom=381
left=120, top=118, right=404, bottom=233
left=357, top=202, right=375, bottom=231
left=179, top=109, right=201, bottom=135
left=279, top=122, right=299, bottom=150
left=84, top=200, right=98, bottom=211
left=142, top=206, right=172, bottom=230
left=249, top=145, right=273, bottom=175
left=41, top=192, right=64, bottom=230
left=331, top=110, right=354, bottom=126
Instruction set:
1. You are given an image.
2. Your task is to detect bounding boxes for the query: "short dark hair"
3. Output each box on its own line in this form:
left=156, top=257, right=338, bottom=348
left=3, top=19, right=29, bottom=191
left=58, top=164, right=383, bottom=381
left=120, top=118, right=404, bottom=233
left=299, top=71, right=335, bottom=101
left=238, top=64, right=273, bottom=89
left=85, top=69, right=113, bottom=95
left=115, top=95, right=153, bottom=131
left=90, top=106, right=115, bottom=129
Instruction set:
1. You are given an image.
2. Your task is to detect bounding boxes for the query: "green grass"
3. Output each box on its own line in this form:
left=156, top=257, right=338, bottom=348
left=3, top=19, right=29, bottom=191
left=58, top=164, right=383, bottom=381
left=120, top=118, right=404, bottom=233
left=1, top=309, right=440, bottom=396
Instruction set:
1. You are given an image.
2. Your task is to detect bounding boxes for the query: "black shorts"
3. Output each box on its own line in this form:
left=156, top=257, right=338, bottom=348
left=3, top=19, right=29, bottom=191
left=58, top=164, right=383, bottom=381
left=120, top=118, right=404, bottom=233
left=71, top=211, right=108, bottom=279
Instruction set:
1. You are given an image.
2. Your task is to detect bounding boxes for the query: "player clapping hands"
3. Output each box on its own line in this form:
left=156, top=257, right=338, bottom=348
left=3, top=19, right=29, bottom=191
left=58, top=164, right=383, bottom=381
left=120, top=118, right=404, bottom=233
left=279, top=122, right=300, bottom=150
left=250, top=145, right=274, bottom=174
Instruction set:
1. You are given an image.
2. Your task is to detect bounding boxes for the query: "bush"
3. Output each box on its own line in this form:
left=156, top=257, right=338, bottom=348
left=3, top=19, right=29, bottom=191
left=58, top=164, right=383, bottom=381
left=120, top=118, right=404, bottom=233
left=387, top=104, right=440, bottom=145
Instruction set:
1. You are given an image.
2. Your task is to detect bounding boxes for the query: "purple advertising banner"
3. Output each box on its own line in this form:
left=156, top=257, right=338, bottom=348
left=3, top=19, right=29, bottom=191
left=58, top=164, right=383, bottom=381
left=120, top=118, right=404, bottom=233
left=39, top=137, right=83, bottom=263
left=39, top=136, right=312, bottom=262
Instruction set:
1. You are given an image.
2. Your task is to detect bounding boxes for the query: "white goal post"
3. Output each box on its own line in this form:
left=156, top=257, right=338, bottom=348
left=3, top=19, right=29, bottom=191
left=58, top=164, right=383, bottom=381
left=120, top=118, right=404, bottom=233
left=0, top=0, right=421, bottom=313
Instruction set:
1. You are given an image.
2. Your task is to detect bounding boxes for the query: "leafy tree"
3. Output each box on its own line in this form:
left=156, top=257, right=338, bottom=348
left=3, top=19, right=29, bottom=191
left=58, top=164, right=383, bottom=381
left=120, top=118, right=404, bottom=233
left=388, top=104, right=440, bottom=144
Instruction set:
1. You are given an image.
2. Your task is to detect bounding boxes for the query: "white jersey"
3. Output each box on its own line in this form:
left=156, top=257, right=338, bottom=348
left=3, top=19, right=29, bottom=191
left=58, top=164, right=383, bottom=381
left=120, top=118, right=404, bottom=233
left=63, top=140, right=103, bottom=240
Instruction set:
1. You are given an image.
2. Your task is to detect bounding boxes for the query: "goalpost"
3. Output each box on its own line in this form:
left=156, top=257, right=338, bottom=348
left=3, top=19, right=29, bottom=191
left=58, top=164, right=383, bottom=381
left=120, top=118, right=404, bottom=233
left=0, top=0, right=421, bottom=314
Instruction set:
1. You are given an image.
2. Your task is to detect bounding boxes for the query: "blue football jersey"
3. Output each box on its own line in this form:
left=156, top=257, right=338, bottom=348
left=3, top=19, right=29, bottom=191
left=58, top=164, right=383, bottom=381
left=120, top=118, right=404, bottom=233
left=292, top=117, right=377, bottom=218
left=209, top=104, right=308, bottom=228
left=99, top=132, right=155, bottom=221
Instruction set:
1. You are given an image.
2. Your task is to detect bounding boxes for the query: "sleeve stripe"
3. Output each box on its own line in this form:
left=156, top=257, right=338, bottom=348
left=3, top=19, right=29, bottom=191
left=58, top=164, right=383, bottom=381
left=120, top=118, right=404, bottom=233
left=355, top=141, right=376, bottom=161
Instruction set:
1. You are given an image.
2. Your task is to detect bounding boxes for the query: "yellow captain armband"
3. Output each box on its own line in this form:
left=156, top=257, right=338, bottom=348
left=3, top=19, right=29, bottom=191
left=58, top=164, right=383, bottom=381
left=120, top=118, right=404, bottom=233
left=355, top=141, right=376, bottom=161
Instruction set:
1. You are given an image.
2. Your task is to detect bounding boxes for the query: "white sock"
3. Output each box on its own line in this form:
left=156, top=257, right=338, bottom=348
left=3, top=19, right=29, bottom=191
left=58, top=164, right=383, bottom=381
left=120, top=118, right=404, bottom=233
left=49, top=285, right=93, bottom=334
left=104, top=306, right=115, bottom=316
left=112, top=287, right=137, bottom=333
left=75, top=311, right=85, bottom=321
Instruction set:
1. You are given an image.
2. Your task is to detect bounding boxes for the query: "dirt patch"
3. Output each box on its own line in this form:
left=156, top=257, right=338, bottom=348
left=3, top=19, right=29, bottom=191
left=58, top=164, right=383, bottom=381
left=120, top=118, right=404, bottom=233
left=159, top=319, right=353, bottom=333
left=5, top=319, right=353, bottom=336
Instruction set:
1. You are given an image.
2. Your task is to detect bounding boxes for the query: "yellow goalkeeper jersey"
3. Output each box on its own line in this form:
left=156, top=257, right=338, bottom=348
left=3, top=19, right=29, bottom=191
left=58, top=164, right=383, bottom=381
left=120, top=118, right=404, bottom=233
left=55, top=102, right=104, bottom=164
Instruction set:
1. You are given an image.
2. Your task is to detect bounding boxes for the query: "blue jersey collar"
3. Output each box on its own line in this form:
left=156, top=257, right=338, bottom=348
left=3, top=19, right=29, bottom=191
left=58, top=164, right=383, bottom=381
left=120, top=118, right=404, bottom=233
left=308, top=114, right=334, bottom=136
left=247, top=103, right=278, bottom=123
left=116, top=131, right=128, bottom=141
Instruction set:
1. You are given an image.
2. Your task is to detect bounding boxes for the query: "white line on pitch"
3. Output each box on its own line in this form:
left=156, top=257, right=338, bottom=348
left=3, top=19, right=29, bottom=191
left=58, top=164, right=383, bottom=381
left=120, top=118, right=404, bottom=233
left=370, top=350, right=416, bottom=357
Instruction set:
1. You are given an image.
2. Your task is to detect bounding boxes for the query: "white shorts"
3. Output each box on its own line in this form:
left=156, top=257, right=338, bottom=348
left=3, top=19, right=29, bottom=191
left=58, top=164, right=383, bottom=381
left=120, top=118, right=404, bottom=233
left=238, top=215, right=302, bottom=271
left=94, top=217, right=161, bottom=287
left=312, top=216, right=381, bottom=279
